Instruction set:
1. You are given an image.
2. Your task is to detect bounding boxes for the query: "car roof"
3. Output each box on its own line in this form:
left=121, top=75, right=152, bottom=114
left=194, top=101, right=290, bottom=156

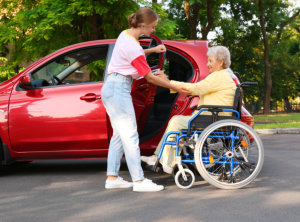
left=16, top=38, right=210, bottom=81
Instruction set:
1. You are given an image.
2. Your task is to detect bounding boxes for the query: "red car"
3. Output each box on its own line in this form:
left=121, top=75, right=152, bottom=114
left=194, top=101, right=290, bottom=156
left=0, top=35, right=253, bottom=165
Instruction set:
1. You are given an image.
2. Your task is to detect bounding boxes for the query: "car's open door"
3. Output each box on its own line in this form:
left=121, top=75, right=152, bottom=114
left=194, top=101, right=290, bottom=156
left=131, top=34, right=165, bottom=135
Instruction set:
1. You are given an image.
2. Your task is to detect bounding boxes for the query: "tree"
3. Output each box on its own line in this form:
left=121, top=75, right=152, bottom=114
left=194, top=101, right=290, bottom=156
left=168, top=0, right=224, bottom=40
left=0, top=0, right=138, bottom=74
left=144, top=0, right=182, bottom=39
left=0, top=0, right=181, bottom=79
left=271, top=22, right=300, bottom=112
left=255, top=0, right=299, bottom=113
left=214, top=0, right=299, bottom=113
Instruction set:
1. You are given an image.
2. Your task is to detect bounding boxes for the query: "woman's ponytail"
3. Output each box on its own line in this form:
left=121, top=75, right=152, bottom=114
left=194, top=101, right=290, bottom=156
left=128, top=13, right=137, bottom=28
left=128, top=8, right=158, bottom=28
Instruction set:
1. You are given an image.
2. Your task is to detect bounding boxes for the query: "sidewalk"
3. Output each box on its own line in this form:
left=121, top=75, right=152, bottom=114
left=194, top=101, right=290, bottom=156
left=255, top=128, right=300, bottom=134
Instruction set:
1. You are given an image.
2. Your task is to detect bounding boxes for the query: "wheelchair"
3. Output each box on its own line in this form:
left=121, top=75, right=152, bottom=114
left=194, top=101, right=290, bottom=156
left=156, top=82, right=264, bottom=189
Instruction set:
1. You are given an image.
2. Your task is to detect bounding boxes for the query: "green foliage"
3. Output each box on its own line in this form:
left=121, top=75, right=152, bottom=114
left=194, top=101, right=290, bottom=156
left=168, top=0, right=226, bottom=39
left=88, top=60, right=106, bottom=82
left=213, top=5, right=264, bottom=109
left=168, top=0, right=190, bottom=39
left=0, top=0, right=181, bottom=81
left=254, top=122, right=300, bottom=129
left=139, top=0, right=182, bottom=39
left=213, top=0, right=299, bottom=111
left=0, top=57, right=20, bottom=82
left=0, top=0, right=138, bottom=76
left=254, top=112, right=300, bottom=122
left=271, top=27, right=300, bottom=101
left=254, top=113, right=300, bottom=129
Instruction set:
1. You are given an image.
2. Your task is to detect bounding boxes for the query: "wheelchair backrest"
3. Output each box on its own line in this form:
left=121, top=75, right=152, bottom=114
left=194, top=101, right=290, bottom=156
left=233, top=85, right=243, bottom=118
left=188, top=81, right=257, bottom=131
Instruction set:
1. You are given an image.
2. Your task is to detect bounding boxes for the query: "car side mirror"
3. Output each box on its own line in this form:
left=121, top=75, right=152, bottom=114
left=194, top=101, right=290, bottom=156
left=19, top=74, right=33, bottom=90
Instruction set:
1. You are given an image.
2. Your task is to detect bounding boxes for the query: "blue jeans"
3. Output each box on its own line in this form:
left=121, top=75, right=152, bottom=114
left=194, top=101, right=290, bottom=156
left=101, top=73, right=144, bottom=182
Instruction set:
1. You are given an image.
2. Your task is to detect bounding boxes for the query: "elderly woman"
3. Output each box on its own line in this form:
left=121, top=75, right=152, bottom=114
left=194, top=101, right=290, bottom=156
left=141, top=46, right=236, bottom=174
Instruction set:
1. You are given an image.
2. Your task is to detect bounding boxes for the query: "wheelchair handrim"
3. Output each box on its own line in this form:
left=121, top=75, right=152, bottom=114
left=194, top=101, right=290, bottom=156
left=194, top=119, right=264, bottom=189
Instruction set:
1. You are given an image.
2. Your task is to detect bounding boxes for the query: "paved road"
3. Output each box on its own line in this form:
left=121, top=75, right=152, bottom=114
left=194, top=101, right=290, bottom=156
left=1, top=134, right=300, bottom=222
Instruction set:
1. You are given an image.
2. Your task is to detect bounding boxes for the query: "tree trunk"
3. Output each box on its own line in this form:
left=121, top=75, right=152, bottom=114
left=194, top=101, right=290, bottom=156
left=258, top=0, right=272, bottom=114
left=78, top=14, right=104, bottom=41
left=201, top=0, right=213, bottom=40
left=284, top=97, right=293, bottom=113
left=184, top=0, right=201, bottom=39
left=90, top=14, right=104, bottom=40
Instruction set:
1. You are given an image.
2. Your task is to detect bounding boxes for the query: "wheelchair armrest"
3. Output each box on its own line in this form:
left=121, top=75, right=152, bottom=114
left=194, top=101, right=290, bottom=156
left=196, top=105, right=235, bottom=110
left=191, top=105, right=198, bottom=111
left=194, top=105, right=240, bottom=120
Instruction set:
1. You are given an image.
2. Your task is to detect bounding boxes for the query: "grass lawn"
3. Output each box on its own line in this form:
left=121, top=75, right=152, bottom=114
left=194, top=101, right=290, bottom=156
left=254, top=113, right=300, bottom=129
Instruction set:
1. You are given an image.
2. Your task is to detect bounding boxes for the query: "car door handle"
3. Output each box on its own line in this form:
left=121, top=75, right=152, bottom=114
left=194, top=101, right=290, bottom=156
left=137, top=84, right=150, bottom=89
left=80, top=93, right=101, bottom=101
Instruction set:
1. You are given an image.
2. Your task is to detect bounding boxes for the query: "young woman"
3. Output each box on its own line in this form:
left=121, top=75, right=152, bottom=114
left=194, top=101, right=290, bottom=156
left=101, top=8, right=190, bottom=192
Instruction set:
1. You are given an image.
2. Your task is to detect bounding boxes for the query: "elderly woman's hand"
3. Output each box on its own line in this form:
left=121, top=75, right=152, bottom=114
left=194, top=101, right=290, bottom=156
left=174, top=85, right=192, bottom=95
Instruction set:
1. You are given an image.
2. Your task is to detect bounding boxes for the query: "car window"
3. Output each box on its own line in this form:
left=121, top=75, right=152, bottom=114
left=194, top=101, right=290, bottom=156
left=31, top=45, right=108, bottom=87
left=141, top=38, right=160, bottom=69
left=163, top=50, right=193, bottom=82
left=63, top=59, right=106, bottom=84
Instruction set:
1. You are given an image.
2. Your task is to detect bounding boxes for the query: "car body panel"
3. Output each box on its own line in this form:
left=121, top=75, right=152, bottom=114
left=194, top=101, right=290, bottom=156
left=8, top=82, right=108, bottom=159
left=0, top=81, right=14, bottom=149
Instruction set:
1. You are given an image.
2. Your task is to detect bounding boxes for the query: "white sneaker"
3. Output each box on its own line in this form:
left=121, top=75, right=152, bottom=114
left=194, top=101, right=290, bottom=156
left=140, top=155, right=158, bottom=166
left=133, top=178, right=164, bottom=192
left=105, top=177, right=133, bottom=189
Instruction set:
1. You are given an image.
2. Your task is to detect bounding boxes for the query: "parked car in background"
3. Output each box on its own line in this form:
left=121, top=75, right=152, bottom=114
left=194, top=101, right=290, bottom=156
left=0, top=34, right=254, bottom=166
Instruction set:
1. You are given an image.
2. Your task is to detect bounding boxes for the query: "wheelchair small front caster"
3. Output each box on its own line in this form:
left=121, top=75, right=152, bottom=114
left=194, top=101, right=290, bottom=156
left=172, top=163, right=189, bottom=178
left=175, top=169, right=195, bottom=189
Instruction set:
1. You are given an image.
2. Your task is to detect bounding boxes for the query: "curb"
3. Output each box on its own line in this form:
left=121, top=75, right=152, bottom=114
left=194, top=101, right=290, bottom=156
left=255, top=128, right=300, bottom=135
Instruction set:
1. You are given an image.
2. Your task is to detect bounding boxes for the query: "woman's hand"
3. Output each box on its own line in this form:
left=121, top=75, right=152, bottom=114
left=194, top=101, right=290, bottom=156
left=144, top=44, right=166, bottom=56
left=153, top=44, right=166, bottom=53
left=155, top=70, right=169, bottom=81
left=144, top=71, right=190, bottom=95
left=173, top=85, right=192, bottom=95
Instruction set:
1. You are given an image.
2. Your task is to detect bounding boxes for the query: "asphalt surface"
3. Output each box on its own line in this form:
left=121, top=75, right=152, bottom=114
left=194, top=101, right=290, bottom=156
left=0, top=134, right=300, bottom=222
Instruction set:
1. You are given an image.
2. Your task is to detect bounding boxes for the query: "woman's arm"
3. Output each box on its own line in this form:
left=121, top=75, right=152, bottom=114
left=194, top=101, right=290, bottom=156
left=169, top=78, right=212, bottom=97
left=155, top=72, right=204, bottom=96
left=144, top=71, right=191, bottom=95
left=144, top=45, right=166, bottom=56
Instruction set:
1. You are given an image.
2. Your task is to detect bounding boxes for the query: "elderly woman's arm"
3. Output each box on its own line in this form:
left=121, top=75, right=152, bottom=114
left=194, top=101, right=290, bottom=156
left=170, top=77, right=213, bottom=96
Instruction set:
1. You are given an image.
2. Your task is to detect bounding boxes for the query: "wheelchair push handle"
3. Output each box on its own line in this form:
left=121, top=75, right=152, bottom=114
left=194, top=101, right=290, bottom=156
left=240, top=81, right=258, bottom=87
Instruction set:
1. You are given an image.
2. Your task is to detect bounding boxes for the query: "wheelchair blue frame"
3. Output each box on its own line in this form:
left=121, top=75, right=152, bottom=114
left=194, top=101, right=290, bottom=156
left=157, top=108, right=241, bottom=175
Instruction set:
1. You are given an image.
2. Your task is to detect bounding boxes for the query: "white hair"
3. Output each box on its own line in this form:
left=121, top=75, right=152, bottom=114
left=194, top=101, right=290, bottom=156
left=207, top=46, right=231, bottom=68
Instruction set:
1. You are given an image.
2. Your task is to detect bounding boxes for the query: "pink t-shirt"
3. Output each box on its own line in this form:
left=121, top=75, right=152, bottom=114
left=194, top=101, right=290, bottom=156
left=107, top=30, right=151, bottom=79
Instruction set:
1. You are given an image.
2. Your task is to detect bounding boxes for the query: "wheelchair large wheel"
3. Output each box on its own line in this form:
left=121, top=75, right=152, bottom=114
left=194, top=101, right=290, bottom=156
left=194, top=119, right=264, bottom=189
